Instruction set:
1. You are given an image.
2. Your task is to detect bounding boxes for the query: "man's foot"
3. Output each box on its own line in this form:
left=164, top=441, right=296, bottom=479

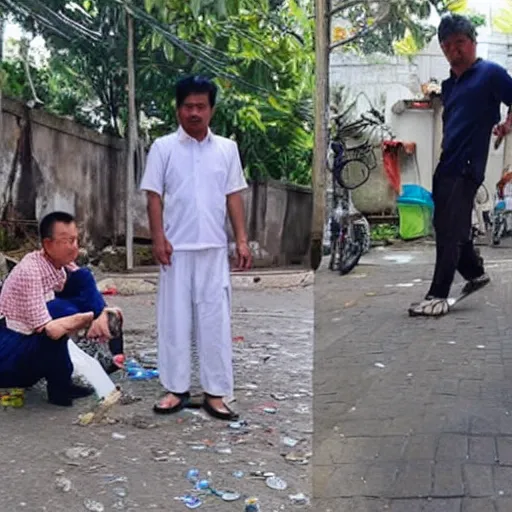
left=48, top=394, right=73, bottom=407
left=153, top=392, right=190, bottom=415
left=461, top=273, right=490, bottom=296
left=408, top=297, right=449, bottom=317
left=203, top=393, right=239, bottom=421
left=69, top=383, right=95, bottom=399
left=47, top=383, right=94, bottom=407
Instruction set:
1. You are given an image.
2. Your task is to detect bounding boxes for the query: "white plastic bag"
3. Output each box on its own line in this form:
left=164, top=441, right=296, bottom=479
left=68, top=339, right=116, bottom=399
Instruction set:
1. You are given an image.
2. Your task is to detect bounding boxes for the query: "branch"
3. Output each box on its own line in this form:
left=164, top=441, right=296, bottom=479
left=329, top=0, right=390, bottom=19
left=329, top=5, right=391, bottom=51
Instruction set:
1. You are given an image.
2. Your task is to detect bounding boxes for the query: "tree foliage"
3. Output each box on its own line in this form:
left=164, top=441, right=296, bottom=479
left=331, top=0, right=486, bottom=56
left=0, top=0, right=315, bottom=184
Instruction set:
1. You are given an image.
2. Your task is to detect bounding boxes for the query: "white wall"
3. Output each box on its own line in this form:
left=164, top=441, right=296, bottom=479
left=330, top=35, right=512, bottom=198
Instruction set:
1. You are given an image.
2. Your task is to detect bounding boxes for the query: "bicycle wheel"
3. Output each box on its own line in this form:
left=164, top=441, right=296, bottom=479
left=335, top=159, right=371, bottom=190
left=339, top=238, right=363, bottom=275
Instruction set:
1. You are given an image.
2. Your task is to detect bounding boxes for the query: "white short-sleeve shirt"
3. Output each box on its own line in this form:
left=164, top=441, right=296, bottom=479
left=139, top=126, right=248, bottom=251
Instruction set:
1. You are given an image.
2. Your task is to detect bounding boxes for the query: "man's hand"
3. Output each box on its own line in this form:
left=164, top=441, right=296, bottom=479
left=235, top=240, right=252, bottom=271
left=86, top=310, right=111, bottom=341
left=152, top=236, right=173, bottom=266
left=493, top=121, right=512, bottom=139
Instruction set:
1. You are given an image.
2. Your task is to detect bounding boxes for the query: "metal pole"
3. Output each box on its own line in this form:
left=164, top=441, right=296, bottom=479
left=126, top=8, right=136, bottom=270
left=309, top=0, right=330, bottom=270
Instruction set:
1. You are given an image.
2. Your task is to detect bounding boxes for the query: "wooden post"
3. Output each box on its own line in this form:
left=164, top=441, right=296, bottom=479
left=309, top=0, right=330, bottom=270
left=126, top=8, right=136, bottom=270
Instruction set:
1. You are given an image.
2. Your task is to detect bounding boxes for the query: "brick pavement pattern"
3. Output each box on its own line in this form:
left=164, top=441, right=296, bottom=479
left=314, top=246, right=512, bottom=512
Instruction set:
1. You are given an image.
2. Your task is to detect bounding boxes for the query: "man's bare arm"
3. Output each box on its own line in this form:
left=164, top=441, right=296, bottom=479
left=147, top=191, right=172, bottom=265
left=147, top=191, right=165, bottom=241
left=227, top=192, right=247, bottom=244
left=227, top=192, right=252, bottom=269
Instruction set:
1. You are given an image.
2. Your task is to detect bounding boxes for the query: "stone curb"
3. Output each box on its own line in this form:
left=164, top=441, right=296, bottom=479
left=97, top=270, right=314, bottom=295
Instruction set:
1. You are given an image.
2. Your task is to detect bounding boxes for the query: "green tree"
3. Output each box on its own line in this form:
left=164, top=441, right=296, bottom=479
left=1, top=0, right=316, bottom=183
left=331, top=0, right=486, bottom=56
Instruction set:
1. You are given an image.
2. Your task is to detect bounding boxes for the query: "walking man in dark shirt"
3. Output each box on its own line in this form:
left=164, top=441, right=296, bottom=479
left=409, top=13, right=512, bottom=317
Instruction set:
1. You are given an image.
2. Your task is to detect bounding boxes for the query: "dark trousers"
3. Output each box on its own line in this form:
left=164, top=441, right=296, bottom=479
left=0, top=321, right=72, bottom=400
left=427, top=174, right=485, bottom=299
left=0, top=268, right=122, bottom=397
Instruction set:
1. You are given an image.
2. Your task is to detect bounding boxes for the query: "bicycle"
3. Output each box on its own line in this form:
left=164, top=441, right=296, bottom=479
left=327, top=93, right=394, bottom=275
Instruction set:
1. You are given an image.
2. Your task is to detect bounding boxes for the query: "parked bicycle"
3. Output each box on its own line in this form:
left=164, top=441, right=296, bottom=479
left=327, top=92, right=394, bottom=275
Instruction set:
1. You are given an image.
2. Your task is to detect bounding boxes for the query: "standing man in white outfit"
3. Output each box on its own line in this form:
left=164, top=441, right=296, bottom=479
left=139, top=76, right=252, bottom=421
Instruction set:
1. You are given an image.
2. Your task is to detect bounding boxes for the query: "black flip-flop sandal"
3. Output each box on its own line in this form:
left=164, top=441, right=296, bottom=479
left=203, top=393, right=240, bottom=421
left=153, top=391, right=190, bottom=414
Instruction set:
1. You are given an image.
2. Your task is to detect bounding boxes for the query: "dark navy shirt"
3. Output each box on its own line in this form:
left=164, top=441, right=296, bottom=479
left=437, top=58, right=512, bottom=184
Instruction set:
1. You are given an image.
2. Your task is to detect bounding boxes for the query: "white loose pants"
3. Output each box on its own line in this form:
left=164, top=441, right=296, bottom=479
left=157, top=247, right=233, bottom=397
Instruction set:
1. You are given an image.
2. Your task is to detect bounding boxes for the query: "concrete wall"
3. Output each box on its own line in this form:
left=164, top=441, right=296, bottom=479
left=133, top=179, right=312, bottom=265
left=1, top=97, right=125, bottom=247
left=0, top=97, right=312, bottom=265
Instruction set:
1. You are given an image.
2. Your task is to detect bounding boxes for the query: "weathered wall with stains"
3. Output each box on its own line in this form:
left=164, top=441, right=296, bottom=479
left=1, top=97, right=125, bottom=247
left=1, top=97, right=312, bottom=265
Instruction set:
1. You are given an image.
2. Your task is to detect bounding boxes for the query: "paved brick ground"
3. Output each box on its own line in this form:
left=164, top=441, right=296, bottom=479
left=314, top=244, right=512, bottom=511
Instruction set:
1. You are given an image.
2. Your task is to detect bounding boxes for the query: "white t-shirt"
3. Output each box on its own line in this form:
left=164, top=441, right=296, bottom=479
left=139, top=126, right=248, bottom=251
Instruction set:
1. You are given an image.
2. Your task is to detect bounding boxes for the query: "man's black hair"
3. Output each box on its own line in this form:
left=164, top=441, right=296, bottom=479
left=176, top=75, right=218, bottom=108
left=39, top=211, right=75, bottom=240
left=438, top=13, right=477, bottom=43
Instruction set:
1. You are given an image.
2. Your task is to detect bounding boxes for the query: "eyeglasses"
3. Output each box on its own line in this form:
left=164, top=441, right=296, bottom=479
left=51, top=236, right=79, bottom=246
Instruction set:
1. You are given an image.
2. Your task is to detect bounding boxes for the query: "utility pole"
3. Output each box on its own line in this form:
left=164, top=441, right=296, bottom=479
left=126, top=6, right=137, bottom=270
left=310, top=0, right=330, bottom=270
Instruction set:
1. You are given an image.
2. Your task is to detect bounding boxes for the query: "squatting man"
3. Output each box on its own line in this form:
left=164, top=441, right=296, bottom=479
left=140, top=75, right=252, bottom=421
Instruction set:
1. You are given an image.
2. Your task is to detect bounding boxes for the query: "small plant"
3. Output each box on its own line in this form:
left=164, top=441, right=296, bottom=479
left=370, top=223, right=399, bottom=242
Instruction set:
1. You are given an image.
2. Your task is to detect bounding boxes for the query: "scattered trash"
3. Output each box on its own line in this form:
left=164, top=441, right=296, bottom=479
left=233, top=336, right=245, bottom=343
left=374, top=362, right=386, bottom=369
left=232, top=470, right=244, bottom=479
left=187, top=469, right=200, bottom=482
left=112, top=487, right=128, bottom=498
left=250, top=471, right=275, bottom=479
left=177, top=495, right=202, bottom=509
left=263, top=407, right=277, bottom=414
left=344, top=300, right=357, bottom=308
left=83, top=499, right=105, bottom=512
left=102, top=286, right=118, bottom=296
left=266, top=476, right=288, bottom=491
left=244, top=497, right=261, bottom=511
left=220, top=491, right=241, bottom=501
left=477, top=345, right=486, bottom=349
left=124, top=360, right=159, bottom=380
left=448, top=341, right=456, bottom=345
left=195, top=479, right=210, bottom=491
left=103, top=475, right=128, bottom=485
left=0, top=388, right=24, bottom=408
left=229, top=420, right=248, bottom=430
left=61, top=446, right=101, bottom=465
left=284, top=451, right=312, bottom=464
left=282, top=436, right=299, bottom=448
left=112, top=432, right=126, bottom=440
left=215, top=446, right=232, bottom=455
left=119, top=390, right=142, bottom=405
left=55, top=477, right=71, bottom=492
left=289, top=492, right=309, bottom=505
left=270, top=393, right=287, bottom=401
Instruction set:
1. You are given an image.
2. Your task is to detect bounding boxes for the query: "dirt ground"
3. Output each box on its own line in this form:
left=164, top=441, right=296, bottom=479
left=0, top=279, right=313, bottom=512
